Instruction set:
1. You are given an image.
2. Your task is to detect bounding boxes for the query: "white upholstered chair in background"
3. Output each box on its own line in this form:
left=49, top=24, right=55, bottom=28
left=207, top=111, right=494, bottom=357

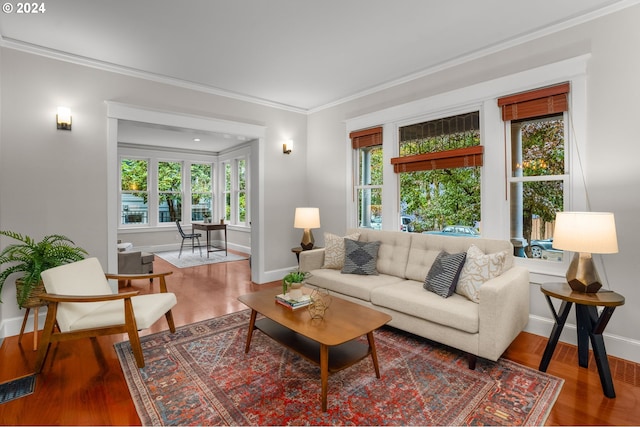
left=35, top=257, right=177, bottom=372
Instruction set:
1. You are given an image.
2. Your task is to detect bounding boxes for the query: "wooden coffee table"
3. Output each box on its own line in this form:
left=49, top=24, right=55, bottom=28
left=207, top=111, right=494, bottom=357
left=238, top=287, right=392, bottom=411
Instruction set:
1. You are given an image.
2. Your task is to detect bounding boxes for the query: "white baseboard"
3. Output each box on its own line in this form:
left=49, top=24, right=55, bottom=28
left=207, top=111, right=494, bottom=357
left=524, top=314, right=640, bottom=364
left=3, top=290, right=638, bottom=365
left=136, top=242, right=251, bottom=255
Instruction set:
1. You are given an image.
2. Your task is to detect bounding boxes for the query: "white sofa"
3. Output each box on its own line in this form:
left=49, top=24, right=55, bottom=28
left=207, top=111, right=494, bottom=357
left=299, top=228, right=530, bottom=368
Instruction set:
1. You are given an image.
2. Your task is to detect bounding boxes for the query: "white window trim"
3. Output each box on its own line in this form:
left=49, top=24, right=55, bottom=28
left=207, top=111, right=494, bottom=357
left=219, top=145, right=251, bottom=229
left=345, top=55, right=589, bottom=277
left=119, top=146, right=227, bottom=230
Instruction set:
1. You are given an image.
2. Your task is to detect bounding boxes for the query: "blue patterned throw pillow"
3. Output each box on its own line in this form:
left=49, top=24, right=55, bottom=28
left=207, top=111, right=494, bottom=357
left=423, top=250, right=467, bottom=298
left=341, top=239, right=381, bottom=275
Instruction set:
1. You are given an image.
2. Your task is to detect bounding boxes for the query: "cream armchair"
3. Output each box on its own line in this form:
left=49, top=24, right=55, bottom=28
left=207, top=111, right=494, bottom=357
left=35, top=257, right=177, bottom=372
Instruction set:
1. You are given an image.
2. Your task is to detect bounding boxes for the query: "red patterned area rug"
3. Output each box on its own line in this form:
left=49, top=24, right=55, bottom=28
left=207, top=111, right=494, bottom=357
left=115, top=310, right=562, bottom=426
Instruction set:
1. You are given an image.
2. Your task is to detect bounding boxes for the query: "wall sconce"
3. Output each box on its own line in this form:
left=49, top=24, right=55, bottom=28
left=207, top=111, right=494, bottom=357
left=283, top=140, right=293, bottom=154
left=56, top=107, right=72, bottom=130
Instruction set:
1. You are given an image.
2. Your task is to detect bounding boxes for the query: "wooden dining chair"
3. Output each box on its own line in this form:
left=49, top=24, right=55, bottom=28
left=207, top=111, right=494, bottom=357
left=35, top=257, right=177, bottom=373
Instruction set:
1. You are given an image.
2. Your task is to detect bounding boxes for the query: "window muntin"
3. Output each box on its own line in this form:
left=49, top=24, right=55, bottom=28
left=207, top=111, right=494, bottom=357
left=120, top=158, right=149, bottom=225
left=509, top=115, right=566, bottom=261
left=398, top=112, right=481, bottom=233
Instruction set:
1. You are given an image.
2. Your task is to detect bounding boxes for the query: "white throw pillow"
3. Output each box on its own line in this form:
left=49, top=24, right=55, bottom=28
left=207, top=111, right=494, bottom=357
left=322, top=232, right=360, bottom=269
left=456, top=245, right=507, bottom=303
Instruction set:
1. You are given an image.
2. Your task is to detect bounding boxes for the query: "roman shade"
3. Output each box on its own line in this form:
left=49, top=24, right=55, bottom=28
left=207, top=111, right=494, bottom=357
left=498, top=82, right=570, bottom=121
left=350, top=126, right=383, bottom=149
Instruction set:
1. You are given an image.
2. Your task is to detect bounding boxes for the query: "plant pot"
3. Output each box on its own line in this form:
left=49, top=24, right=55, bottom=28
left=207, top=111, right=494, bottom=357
left=15, top=278, right=46, bottom=308
left=287, top=281, right=304, bottom=300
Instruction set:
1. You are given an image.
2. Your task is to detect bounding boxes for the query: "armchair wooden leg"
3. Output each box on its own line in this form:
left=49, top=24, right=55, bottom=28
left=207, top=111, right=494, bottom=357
left=35, top=304, right=58, bottom=373
left=124, top=298, right=145, bottom=368
left=165, top=310, right=176, bottom=333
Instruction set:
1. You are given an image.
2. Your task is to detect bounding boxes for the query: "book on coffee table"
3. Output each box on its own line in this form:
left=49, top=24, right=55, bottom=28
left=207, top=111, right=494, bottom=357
left=275, top=293, right=311, bottom=309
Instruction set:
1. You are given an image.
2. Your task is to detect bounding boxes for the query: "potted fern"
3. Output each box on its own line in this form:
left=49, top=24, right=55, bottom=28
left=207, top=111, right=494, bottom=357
left=0, top=231, right=88, bottom=307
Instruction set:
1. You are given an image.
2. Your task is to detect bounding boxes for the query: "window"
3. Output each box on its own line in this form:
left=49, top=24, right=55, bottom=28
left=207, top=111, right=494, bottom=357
left=350, top=127, right=383, bottom=230
left=158, top=161, right=182, bottom=223
left=222, top=156, right=250, bottom=226
left=120, top=158, right=149, bottom=225
left=119, top=145, right=251, bottom=229
left=499, top=83, right=569, bottom=261
left=238, top=159, right=247, bottom=223
left=394, top=112, right=482, bottom=233
left=345, top=57, right=586, bottom=276
left=191, top=163, right=213, bottom=221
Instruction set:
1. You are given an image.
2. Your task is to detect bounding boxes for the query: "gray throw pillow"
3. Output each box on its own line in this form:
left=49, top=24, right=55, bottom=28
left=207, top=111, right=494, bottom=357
left=423, top=250, right=467, bottom=298
left=341, top=239, right=381, bottom=275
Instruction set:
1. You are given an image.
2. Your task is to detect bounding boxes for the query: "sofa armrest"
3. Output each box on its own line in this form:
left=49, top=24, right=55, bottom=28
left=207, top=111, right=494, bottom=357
left=477, top=266, right=530, bottom=361
left=299, top=248, right=325, bottom=271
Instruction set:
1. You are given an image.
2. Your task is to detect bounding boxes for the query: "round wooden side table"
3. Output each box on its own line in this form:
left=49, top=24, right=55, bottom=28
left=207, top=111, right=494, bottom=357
left=538, top=282, right=625, bottom=398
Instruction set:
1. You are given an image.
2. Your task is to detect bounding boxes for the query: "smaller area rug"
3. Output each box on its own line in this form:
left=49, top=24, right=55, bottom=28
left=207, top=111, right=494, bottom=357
left=0, top=374, right=36, bottom=404
left=116, top=310, right=562, bottom=426
left=154, top=250, right=247, bottom=268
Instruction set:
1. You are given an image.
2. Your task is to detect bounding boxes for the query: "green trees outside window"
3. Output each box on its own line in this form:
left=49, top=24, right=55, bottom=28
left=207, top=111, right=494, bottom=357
left=510, top=116, right=565, bottom=260
left=399, top=112, right=481, bottom=233
left=121, top=158, right=149, bottom=224
left=158, top=161, right=182, bottom=223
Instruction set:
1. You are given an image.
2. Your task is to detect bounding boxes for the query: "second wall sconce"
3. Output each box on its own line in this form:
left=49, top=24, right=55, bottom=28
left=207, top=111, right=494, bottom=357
left=283, top=140, right=293, bottom=154
left=57, top=106, right=72, bottom=131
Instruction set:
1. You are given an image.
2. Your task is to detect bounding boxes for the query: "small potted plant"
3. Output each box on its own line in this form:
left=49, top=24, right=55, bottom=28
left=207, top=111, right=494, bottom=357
left=0, top=231, right=88, bottom=307
left=282, top=270, right=309, bottom=299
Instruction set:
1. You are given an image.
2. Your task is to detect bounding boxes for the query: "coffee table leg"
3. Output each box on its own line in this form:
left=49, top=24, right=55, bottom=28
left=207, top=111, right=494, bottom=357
left=367, top=331, right=381, bottom=378
left=320, top=343, right=329, bottom=412
left=244, top=309, right=257, bottom=353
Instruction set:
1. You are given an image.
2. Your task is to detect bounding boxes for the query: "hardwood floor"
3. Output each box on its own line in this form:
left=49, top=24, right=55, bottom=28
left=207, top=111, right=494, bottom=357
left=1, top=255, right=638, bottom=425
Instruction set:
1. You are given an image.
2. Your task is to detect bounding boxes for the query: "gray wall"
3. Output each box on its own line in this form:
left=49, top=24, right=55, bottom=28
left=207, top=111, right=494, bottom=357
left=1, top=5, right=639, bottom=362
left=306, top=5, right=640, bottom=362
left=0, top=48, right=307, bottom=333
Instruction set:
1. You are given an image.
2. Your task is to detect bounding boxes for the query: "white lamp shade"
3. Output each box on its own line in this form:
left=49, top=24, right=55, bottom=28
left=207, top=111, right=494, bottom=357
left=57, top=106, right=71, bottom=124
left=294, top=207, right=320, bottom=229
left=552, top=211, right=618, bottom=254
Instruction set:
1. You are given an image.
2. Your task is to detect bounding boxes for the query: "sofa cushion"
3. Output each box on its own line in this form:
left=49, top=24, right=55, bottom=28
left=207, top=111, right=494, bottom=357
left=342, top=239, right=381, bottom=275
left=456, top=245, right=508, bottom=303
left=352, top=229, right=412, bottom=278
left=405, top=233, right=515, bottom=282
left=306, top=268, right=405, bottom=301
left=371, top=280, right=479, bottom=333
left=322, top=232, right=360, bottom=269
left=423, top=251, right=467, bottom=298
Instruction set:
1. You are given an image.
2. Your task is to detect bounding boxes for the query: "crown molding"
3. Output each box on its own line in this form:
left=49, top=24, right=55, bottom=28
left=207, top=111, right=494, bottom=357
left=2, top=0, right=638, bottom=115
left=0, top=36, right=308, bottom=115
left=307, top=0, right=640, bottom=114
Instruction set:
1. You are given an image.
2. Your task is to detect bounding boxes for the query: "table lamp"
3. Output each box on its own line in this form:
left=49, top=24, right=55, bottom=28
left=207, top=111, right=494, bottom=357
left=552, top=211, right=618, bottom=293
left=294, top=207, right=321, bottom=250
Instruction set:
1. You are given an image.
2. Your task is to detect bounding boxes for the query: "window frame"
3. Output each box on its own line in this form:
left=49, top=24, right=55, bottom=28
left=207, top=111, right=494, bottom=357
left=506, top=114, right=569, bottom=262
left=345, top=56, right=589, bottom=278
left=219, top=151, right=251, bottom=228
left=118, top=145, right=251, bottom=231
left=119, top=156, right=150, bottom=226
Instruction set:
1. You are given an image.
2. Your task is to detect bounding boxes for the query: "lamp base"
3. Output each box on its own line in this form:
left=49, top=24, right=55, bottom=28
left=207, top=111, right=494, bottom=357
left=566, top=252, right=602, bottom=293
left=300, top=229, right=314, bottom=251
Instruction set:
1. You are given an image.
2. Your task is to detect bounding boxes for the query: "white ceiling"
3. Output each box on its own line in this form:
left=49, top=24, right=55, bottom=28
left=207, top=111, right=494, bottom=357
left=1, top=0, right=635, bottom=150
